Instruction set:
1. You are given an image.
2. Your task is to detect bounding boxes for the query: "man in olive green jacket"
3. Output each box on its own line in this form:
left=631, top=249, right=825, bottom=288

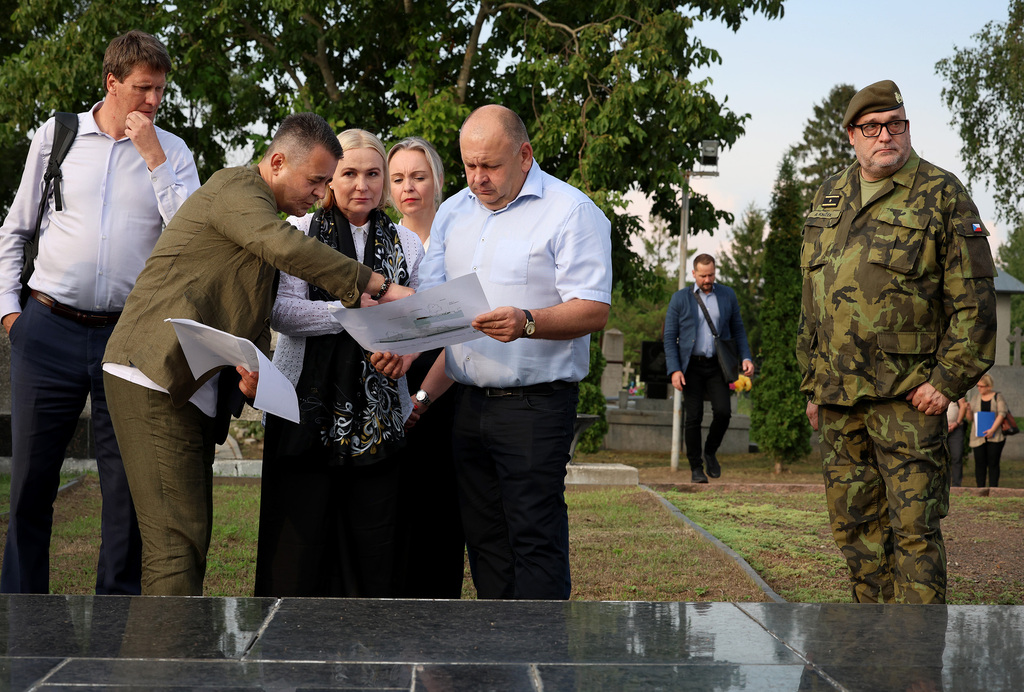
left=797, top=81, right=996, bottom=605
left=103, top=113, right=411, bottom=595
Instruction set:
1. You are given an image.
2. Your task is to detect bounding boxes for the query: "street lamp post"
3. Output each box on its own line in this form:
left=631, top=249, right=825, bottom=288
left=670, top=140, right=720, bottom=473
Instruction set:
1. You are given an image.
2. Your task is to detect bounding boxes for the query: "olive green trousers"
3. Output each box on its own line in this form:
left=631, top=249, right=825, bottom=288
left=103, top=373, right=218, bottom=596
left=819, top=398, right=949, bottom=604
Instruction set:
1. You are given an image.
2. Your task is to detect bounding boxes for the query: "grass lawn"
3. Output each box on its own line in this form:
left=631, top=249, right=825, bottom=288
left=0, top=474, right=771, bottom=602
left=659, top=488, right=1024, bottom=605
left=2, top=447, right=1020, bottom=604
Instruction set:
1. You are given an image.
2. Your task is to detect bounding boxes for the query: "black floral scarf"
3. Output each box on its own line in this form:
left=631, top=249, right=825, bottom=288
left=284, top=206, right=410, bottom=467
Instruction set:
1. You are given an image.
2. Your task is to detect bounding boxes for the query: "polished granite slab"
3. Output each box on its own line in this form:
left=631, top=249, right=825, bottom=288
left=0, top=595, right=1020, bottom=690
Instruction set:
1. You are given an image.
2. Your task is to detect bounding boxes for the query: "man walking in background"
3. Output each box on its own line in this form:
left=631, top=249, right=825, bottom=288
left=664, top=254, right=754, bottom=483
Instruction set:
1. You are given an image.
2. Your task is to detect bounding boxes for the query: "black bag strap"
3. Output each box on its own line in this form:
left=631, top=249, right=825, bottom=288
left=693, top=290, right=721, bottom=339
left=32, top=111, right=79, bottom=234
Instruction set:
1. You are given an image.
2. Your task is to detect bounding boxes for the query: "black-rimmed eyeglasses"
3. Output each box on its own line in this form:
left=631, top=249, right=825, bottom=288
left=851, top=120, right=909, bottom=138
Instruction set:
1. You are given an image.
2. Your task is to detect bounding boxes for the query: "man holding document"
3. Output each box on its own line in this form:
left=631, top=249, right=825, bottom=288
left=379, top=104, right=613, bottom=600
left=102, top=113, right=412, bottom=595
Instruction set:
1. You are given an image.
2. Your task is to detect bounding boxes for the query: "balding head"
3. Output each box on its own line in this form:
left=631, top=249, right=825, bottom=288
left=461, top=105, right=530, bottom=149
left=459, top=105, right=533, bottom=211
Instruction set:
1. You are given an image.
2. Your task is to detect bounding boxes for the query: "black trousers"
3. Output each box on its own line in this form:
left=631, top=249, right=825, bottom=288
left=2, top=298, right=141, bottom=594
left=392, top=351, right=465, bottom=599
left=255, top=415, right=400, bottom=597
left=948, top=424, right=965, bottom=487
left=973, top=440, right=1004, bottom=488
left=682, top=356, right=732, bottom=468
left=452, top=384, right=577, bottom=600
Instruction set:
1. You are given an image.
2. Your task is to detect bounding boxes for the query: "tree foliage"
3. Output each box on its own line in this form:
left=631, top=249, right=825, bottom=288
left=936, top=1, right=1024, bottom=224
left=576, top=338, right=609, bottom=454
left=605, top=271, right=676, bottom=374
left=787, top=83, right=856, bottom=205
left=716, top=202, right=765, bottom=359
left=0, top=0, right=786, bottom=297
left=751, top=156, right=810, bottom=467
left=997, top=219, right=1024, bottom=330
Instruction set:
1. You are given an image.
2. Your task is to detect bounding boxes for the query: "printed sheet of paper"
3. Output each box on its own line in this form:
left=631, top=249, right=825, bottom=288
left=165, top=318, right=300, bottom=423
left=329, top=273, right=491, bottom=355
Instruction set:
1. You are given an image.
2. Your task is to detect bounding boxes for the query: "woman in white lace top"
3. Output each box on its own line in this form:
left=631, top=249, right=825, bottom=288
left=254, top=129, right=423, bottom=597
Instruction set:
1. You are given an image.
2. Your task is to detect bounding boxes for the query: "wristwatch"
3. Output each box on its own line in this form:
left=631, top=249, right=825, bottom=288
left=521, top=309, right=536, bottom=338
left=414, top=389, right=432, bottom=408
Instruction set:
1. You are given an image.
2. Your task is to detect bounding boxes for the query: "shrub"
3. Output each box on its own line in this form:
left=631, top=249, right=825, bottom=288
left=576, top=337, right=609, bottom=454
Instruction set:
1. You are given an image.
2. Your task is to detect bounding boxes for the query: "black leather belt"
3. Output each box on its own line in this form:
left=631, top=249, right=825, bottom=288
left=691, top=355, right=715, bottom=362
left=482, top=381, right=576, bottom=397
left=31, top=290, right=121, bottom=327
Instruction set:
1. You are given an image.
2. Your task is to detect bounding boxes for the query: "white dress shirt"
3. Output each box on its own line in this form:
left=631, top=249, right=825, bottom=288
left=0, top=102, right=200, bottom=317
left=418, top=162, right=612, bottom=388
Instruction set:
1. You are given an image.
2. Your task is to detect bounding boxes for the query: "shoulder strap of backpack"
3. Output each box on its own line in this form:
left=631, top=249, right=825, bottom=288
left=45, top=112, right=79, bottom=212
left=32, top=112, right=79, bottom=236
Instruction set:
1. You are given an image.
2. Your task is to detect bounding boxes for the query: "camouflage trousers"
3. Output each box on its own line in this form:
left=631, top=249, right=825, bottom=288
left=819, top=398, right=949, bottom=604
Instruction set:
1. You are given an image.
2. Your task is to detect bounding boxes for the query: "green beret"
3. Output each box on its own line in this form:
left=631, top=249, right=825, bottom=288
left=842, top=80, right=904, bottom=129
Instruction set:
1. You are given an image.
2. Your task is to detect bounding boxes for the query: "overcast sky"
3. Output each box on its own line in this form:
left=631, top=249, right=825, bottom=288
left=642, top=0, right=1011, bottom=273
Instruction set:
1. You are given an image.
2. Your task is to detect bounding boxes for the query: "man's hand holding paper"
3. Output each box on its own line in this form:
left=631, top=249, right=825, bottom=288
left=330, top=273, right=491, bottom=356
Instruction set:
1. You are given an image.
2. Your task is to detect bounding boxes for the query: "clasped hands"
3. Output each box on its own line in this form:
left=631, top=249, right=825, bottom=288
left=805, top=382, right=951, bottom=432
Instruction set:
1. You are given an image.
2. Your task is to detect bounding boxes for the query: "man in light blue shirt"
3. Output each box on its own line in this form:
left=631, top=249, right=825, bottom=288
left=415, top=104, right=612, bottom=599
left=663, top=255, right=754, bottom=483
left=0, top=31, right=200, bottom=594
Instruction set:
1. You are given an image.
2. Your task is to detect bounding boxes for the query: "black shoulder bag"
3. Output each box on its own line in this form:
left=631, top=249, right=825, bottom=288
left=693, top=290, right=740, bottom=382
left=20, top=111, right=79, bottom=307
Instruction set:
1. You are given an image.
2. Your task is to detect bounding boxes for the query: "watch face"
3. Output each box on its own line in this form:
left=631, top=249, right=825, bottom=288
left=525, top=322, right=536, bottom=336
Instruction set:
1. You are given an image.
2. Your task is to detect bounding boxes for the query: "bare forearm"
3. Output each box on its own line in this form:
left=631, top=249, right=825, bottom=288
left=472, top=298, right=609, bottom=343
left=532, top=299, right=609, bottom=340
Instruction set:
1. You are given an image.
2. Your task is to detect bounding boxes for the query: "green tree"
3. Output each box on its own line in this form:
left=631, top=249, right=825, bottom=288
left=0, top=0, right=786, bottom=298
left=716, top=203, right=766, bottom=359
left=576, top=338, right=609, bottom=454
left=605, top=272, right=677, bottom=374
left=751, top=156, right=810, bottom=472
left=636, top=215, right=683, bottom=280
left=936, top=1, right=1024, bottom=224
left=998, top=220, right=1024, bottom=329
left=787, top=83, right=856, bottom=205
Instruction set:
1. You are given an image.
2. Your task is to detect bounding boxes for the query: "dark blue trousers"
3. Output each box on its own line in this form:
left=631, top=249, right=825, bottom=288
left=452, top=384, right=577, bottom=600
left=2, top=298, right=141, bottom=594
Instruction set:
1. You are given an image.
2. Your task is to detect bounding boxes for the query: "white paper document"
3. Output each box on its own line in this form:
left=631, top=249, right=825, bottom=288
left=165, top=318, right=300, bottom=423
left=328, top=273, right=492, bottom=355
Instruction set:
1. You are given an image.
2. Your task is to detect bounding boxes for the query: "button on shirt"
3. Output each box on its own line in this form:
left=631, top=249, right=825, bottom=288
left=0, top=103, right=201, bottom=317
left=418, top=162, right=612, bottom=388
left=693, top=285, right=720, bottom=358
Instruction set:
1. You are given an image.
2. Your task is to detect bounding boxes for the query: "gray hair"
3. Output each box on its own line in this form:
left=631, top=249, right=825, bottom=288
left=264, top=113, right=344, bottom=163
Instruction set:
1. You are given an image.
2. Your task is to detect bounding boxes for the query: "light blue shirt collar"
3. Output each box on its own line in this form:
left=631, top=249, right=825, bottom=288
left=467, top=160, right=542, bottom=212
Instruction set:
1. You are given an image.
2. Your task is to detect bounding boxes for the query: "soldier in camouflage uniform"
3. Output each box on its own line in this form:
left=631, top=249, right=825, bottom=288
left=796, top=80, right=996, bottom=604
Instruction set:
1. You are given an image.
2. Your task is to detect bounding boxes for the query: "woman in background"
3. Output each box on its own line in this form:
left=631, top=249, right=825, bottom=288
left=946, top=397, right=968, bottom=487
left=966, top=374, right=1007, bottom=488
left=255, top=129, right=423, bottom=597
left=387, top=136, right=465, bottom=598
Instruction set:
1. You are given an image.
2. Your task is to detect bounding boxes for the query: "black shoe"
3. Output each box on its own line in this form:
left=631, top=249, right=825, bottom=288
left=691, top=467, right=709, bottom=484
left=704, top=453, right=721, bottom=478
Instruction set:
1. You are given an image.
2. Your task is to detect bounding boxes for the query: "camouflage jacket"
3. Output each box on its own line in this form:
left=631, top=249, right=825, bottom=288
left=796, top=150, right=996, bottom=406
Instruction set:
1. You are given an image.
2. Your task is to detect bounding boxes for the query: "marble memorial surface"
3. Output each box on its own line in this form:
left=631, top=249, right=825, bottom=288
left=0, top=595, right=1020, bottom=690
